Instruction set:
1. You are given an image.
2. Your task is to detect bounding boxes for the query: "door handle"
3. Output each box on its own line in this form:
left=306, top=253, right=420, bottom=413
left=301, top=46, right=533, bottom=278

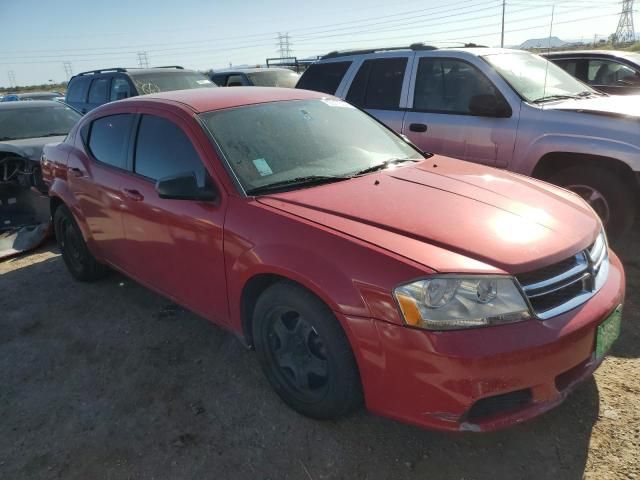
left=409, top=123, right=428, bottom=133
left=69, top=167, right=84, bottom=177
left=121, top=188, right=144, bottom=201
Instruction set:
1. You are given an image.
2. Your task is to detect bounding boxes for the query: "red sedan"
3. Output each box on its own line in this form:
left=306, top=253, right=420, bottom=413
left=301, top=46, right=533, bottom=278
left=41, top=87, right=624, bottom=432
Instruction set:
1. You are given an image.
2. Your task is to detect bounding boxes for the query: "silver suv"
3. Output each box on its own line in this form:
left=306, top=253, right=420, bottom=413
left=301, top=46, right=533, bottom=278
left=297, top=45, right=640, bottom=237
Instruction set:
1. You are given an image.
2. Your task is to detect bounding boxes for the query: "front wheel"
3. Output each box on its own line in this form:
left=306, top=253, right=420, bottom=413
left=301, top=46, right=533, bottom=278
left=549, top=166, right=636, bottom=239
left=252, top=281, right=363, bottom=420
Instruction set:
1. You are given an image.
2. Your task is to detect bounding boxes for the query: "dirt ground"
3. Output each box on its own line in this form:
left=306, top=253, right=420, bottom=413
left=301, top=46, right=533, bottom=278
left=1, top=226, right=639, bottom=480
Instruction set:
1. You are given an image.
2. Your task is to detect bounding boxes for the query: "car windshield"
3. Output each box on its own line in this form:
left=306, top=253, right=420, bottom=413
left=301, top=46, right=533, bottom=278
left=0, top=104, right=81, bottom=140
left=200, top=98, right=422, bottom=193
left=246, top=70, right=300, bottom=88
left=483, top=51, right=598, bottom=102
left=129, top=71, right=216, bottom=95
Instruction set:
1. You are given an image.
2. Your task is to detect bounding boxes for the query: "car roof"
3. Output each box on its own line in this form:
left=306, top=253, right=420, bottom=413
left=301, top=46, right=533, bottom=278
left=0, top=100, right=65, bottom=109
left=125, top=86, right=327, bottom=113
left=126, top=68, right=201, bottom=77
left=544, top=50, right=631, bottom=58
left=315, top=46, right=521, bottom=61
left=213, top=67, right=296, bottom=75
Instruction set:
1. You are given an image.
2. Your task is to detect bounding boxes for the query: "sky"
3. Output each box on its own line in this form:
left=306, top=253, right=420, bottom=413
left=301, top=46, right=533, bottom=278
left=0, top=0, right=630, bottom=87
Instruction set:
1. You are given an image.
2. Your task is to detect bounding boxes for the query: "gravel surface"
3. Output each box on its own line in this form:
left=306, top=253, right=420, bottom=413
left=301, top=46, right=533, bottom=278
left=1, top=227, right=638, bottom=480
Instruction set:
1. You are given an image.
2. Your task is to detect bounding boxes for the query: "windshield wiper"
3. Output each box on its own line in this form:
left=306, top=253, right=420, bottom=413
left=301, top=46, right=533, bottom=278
left=349, top=158, right=421, bottom=177
left=533, top=94, right=579, bottom=104
left=245, top=175, right=349, bottom=195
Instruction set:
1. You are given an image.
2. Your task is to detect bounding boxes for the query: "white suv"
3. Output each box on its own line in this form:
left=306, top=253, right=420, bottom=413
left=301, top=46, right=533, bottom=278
left=296, top=45, right=640, bottom=237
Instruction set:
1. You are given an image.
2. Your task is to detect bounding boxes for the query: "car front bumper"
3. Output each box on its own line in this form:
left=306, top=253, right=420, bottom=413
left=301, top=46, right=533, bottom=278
left=340, top=251, right=626, bottom=432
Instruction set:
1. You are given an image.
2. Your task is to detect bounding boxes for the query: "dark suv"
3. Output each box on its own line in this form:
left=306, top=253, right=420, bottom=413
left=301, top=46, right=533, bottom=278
left=65, top=66, right=215, bottom=113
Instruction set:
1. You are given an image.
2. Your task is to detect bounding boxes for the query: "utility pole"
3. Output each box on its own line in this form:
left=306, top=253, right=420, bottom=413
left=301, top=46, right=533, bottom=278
left=63, top=61, right=73, bottom=80
left=500, top=0, right=506, bottom=48
left=615, top=0, right=635, bottom=45
left=137, top=51, right=150, bottom=68
left=8, top=70, right=16, bottom=88
left=276, top=33, right=292, bottom=58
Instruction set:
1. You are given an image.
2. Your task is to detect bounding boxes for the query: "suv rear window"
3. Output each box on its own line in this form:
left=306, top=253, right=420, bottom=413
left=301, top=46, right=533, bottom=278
left=66, top=76, right=91, bottom=103
left=346, top=57, right=407, bottom=110
left=296, top=62, right=351, bottom=94
left=88, top=78, right=109, bottom=104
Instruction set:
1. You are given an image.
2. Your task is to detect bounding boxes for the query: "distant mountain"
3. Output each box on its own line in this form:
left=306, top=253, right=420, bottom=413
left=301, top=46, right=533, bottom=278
left=519, top=36, right=567, bottom=49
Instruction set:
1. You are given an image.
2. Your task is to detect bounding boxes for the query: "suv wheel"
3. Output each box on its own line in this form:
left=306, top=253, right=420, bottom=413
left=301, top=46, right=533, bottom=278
left=54, top=205, right=108, bottom=281
left=252, top=281, right=363, bottom=419
left=550, top=166, right=636, bottom=239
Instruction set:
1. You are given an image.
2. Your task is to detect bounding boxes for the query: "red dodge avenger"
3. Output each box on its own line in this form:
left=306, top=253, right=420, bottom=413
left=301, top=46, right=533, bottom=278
left=41, top=87, right=624, bottom=432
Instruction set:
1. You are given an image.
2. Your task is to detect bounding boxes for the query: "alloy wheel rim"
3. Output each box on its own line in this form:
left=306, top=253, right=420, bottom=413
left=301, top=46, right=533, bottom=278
left=266, top=308, right=329, bottom=401
left=565, top=184, right=611, bottom=225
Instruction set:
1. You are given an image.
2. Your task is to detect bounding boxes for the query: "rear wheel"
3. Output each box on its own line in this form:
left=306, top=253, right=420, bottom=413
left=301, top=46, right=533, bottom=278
left=54, top=205, right=108, bottom=281
left=252, top=281, right=363, bottom=419
left=549, top=166, right=636, bottom=239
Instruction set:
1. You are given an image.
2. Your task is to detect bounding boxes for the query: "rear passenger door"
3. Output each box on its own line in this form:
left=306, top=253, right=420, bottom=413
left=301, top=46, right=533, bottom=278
left=403, top=55, right=519, bottom=167
left=344, top=56, right=412, bottom=133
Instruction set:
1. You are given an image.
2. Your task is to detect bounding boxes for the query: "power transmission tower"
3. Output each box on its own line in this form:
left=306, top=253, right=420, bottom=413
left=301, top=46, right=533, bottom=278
left=614, top=0, right=636, bottom=45
left=63, top=61, right=73, bottom=79
left=8, top=70, right=16, bottom=88
left=276, top=33, right=292, bottom=58
left=137, top=51, right=150, bottom=68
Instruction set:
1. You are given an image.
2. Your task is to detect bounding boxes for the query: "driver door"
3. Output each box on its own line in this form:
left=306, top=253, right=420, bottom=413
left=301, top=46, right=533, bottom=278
left=119, top=109, right=228, bottom=323
left=403, top=56, right=519, bottom=167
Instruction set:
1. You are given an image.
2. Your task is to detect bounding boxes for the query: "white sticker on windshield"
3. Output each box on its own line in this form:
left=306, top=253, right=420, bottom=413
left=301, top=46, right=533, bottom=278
left=252, top=158, right=273, bottom=177
left=197, top=79, right=212, bottom=84
left=321, top=98, right=353, bottom=108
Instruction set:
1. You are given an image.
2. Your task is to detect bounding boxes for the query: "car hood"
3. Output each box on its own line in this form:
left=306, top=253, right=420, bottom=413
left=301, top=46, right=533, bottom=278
left=257, top=157, right=601, bottom=274
left=543, top=94, right=640, bottom=119
left=0, top=135, right=66, bottom=161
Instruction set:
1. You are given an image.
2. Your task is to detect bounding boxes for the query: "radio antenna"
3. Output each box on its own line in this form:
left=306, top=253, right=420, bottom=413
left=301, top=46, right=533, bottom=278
left=542, top=4, right=555, bottom=101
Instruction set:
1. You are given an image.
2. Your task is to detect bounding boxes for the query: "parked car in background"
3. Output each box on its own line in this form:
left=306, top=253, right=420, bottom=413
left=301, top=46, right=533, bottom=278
left=296, top=45, right=640, bottom=237
left=65, top=66, right=215, bottom=114
left=211, top=67, right=300, bottom=87
left=1, top=91, right=63, bottom=102
left=42, top=87, right=624, bottom=432
left=544, top=50, right=640, bottom=95
left=0, top=101, right=81, bottom=258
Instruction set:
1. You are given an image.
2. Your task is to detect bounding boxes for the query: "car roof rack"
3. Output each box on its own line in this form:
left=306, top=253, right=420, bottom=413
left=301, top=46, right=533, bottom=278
left=75, top=67, right=127, bottom=76
left=153, top=65, right=184, bottom=69
left=321, top=43, right=437, bottom=59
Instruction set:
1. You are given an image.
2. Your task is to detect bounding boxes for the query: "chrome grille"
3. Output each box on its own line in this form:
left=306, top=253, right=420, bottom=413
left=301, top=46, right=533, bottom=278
left=516, top=232, right=609, bottom=320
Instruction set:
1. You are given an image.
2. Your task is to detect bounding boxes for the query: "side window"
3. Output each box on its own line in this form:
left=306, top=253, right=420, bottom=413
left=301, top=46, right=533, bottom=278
left=134, top=115, right=207, bottom=187
left=227, top=75, right=245, bottom=87
left=413, top=58, right=497, bottom=114
left=88, top=77, right=109, bottom=104
left=110, top=77, right=131, bottom=101
left=212, top=75, right=227, bottom=86
left=588, top=59, right=640, bottom=86
left=87, top=114, right=134, bottom=169
left=554, top=59, right=578, bottom=76
left=346, top=57, right=407, bottom=110
left=296, top=61, right=351, bottom=94
left=66, top=77, right=90, bottom=103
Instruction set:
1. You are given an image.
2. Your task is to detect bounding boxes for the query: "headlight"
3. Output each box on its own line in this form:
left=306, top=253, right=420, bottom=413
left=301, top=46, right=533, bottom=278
left=394, top=276, right=531, bottom=330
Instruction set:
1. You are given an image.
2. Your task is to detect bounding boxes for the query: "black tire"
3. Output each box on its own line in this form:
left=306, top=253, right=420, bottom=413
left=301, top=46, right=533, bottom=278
left=252, top=281, right=363, bottom=420
left=549, top=166, right=636, bottom=239
left=53, top=205, right=108, bottom=281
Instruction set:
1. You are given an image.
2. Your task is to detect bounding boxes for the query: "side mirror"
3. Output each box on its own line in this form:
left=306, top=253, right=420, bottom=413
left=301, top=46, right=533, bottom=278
left=155, top=173, right=217, bottom=201
left=468, top=94, right=512, bottom=118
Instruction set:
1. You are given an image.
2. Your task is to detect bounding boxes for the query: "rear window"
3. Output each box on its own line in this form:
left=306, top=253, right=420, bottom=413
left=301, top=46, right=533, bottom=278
left=129, top=71, right=215, bottom=95
left=346, top=57, right=407, bottom=110
left=296, top=62, right=351, bottom=94
left=88, top=78, right=109, bottom=104
left=66, top=76, right=91, bottom=103
left=88, top=114, right=133, bottom=169
left=247, top=70, right=300, bottom=88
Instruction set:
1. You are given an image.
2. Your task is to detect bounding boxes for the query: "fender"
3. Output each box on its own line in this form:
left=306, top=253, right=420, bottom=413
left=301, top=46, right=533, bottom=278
left=516, top=133, right=640, bottom=176
left=226, top=242, right=373, bottom=335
